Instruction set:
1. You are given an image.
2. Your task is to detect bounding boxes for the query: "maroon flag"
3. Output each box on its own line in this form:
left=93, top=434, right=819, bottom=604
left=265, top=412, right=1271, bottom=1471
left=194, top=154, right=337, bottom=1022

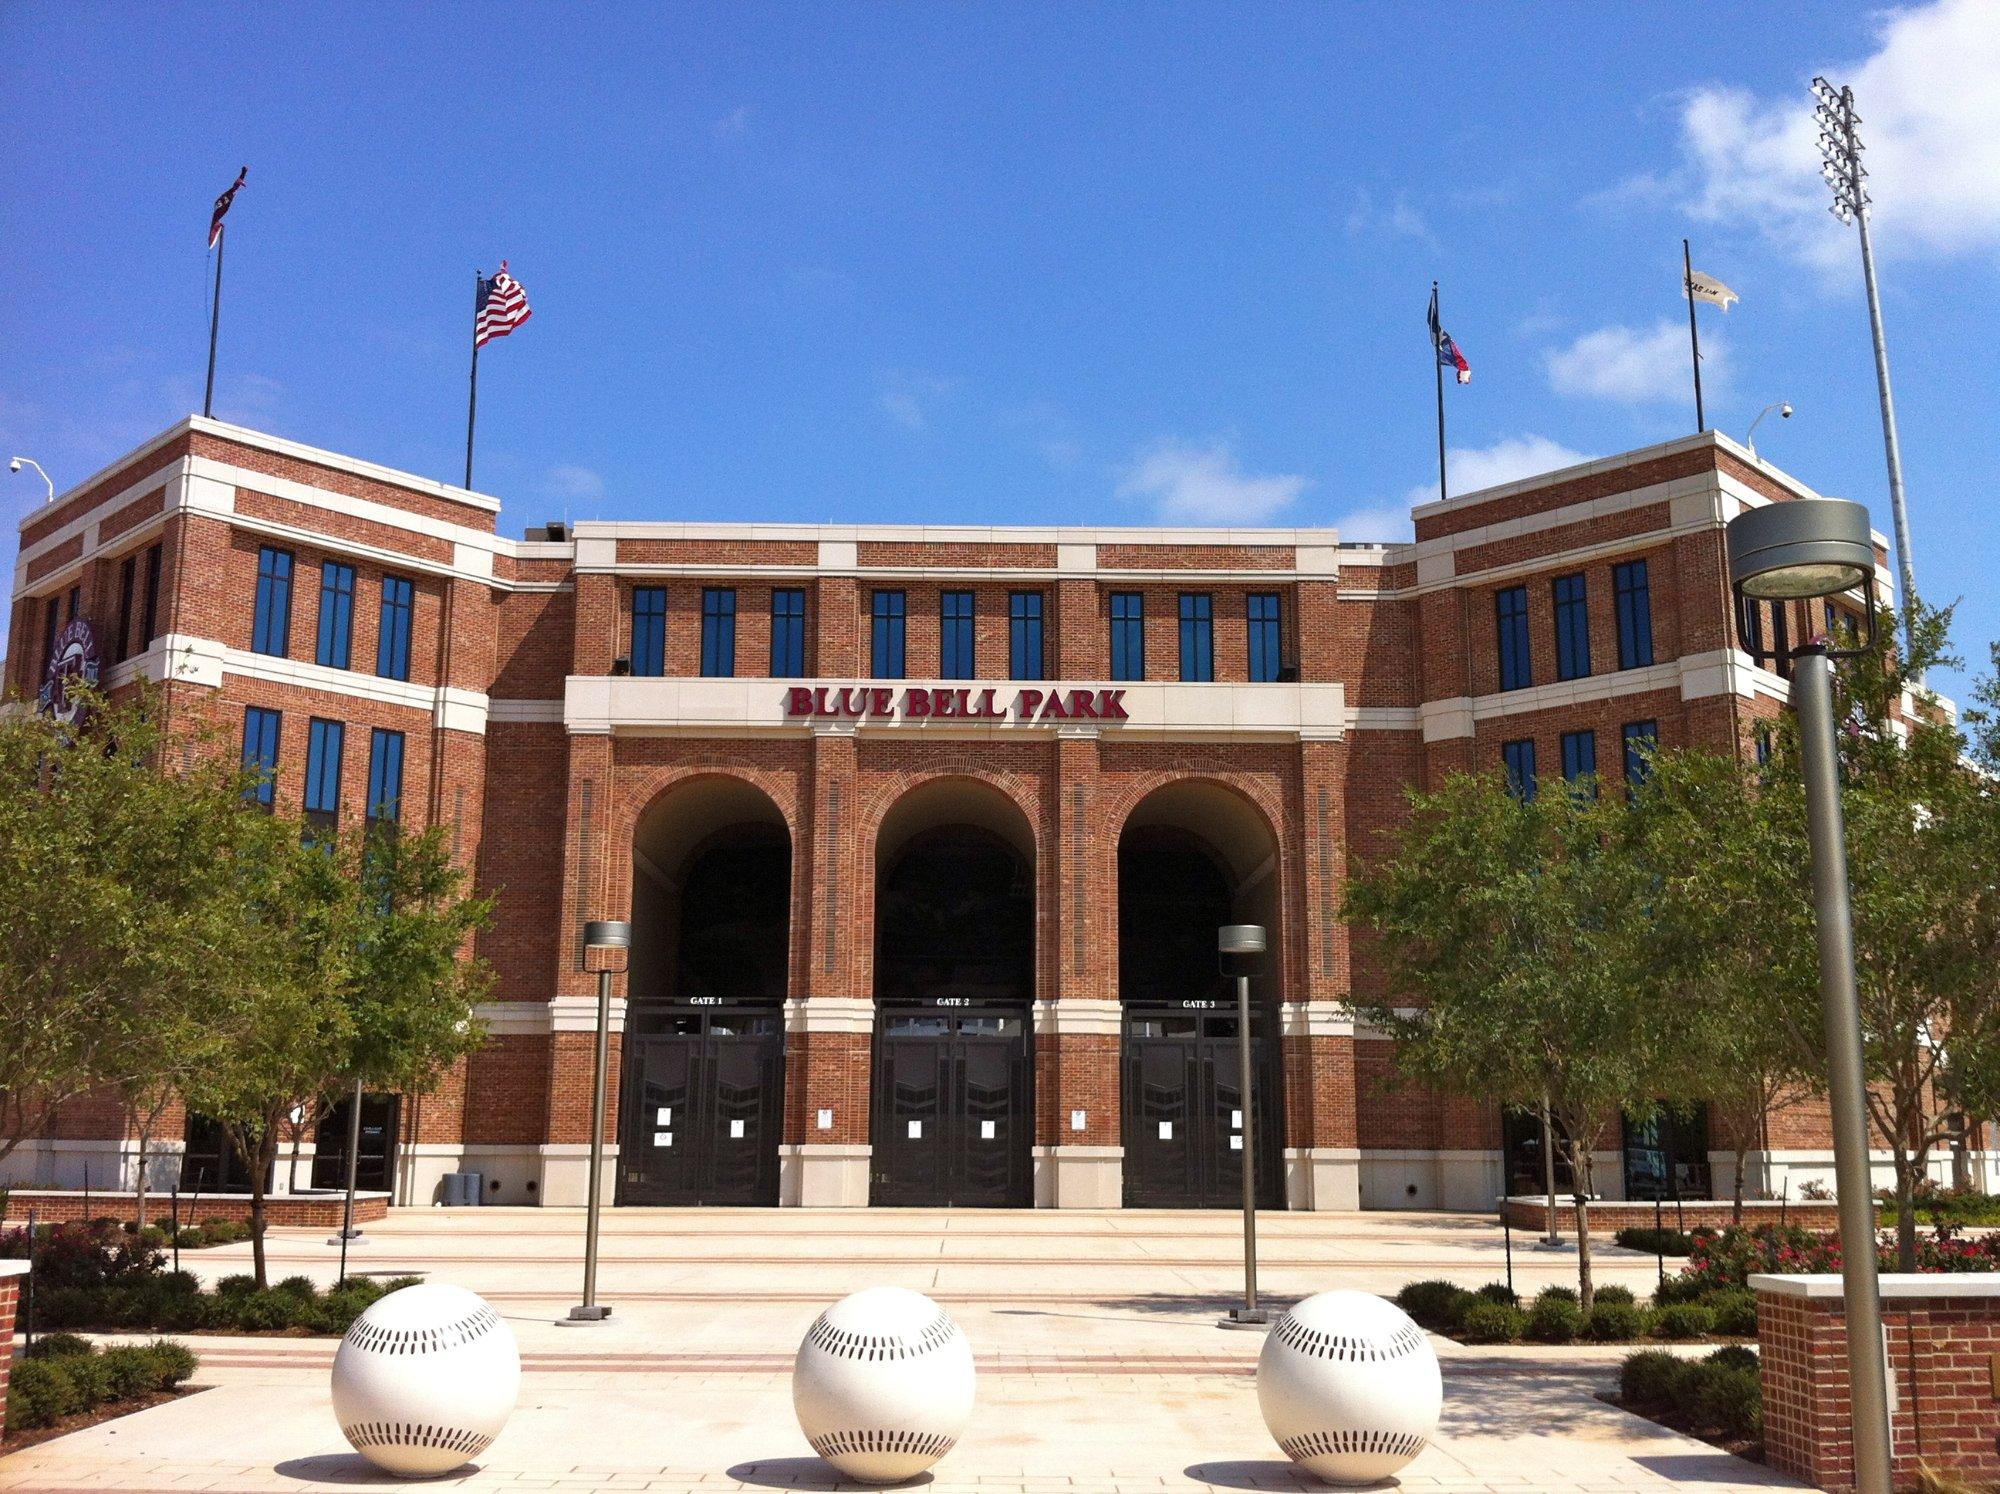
left=208, top=167, right=247, bottom=249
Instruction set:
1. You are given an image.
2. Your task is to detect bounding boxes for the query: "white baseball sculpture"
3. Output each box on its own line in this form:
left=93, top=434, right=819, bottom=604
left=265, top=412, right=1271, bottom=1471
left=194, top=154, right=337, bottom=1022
left=792, top=1286, right=976, bottom=1483
left=331, top=1283, right=521, bottom=1477
left=1256, top=1290, right=1442, bottom=1486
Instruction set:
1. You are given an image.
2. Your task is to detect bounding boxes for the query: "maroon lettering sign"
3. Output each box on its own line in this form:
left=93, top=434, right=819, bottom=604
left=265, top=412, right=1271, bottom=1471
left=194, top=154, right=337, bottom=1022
left=785, top=685, right=1129, bottom=724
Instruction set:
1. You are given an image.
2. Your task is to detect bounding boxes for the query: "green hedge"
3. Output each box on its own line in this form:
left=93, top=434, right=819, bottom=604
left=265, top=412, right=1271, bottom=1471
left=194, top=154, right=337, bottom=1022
left=1616, top=1226, right=1698, bottom=1256
left=4, top=1340, right=199, bottom=1436
left=33, top=1272, right=424, bottom=1336
left=1619, top=1345, right=1761, bottom=1440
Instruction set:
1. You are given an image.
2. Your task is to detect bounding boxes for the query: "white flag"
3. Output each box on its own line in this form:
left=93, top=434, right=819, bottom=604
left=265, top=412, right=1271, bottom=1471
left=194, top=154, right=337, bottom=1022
left=1684, top=270, right=1739, bottom=311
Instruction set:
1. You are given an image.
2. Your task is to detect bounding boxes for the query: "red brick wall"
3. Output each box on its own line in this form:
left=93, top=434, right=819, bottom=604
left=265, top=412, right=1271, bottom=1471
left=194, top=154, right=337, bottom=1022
left=0, top=1192, right=388, bottom=1227
left=0, top=1271, right=17, bottom=1433
left=1502, top=1197, right=1856, bottom=1234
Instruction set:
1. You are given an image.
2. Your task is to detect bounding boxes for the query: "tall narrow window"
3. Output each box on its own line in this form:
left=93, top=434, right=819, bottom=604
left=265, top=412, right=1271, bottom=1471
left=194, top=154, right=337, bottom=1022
left=940, top=590, right=975, bottom=679
left=304, top=718, right=345, bottom=832
left=1502, top=738, right=1538, bottom=800
left=1614, top=559, right=1655, bottom=670
left=1178, top=593, right=1213, bottom=682
left=141, top=544, right=162, bottom=650
left=631, top=586, right=667, bottom=677
left=1561, top=728, right=1597, bottom=787
left=241, top=707, right=282, bottom=810
left=252, top=547, right=294, bottom=657
left=40, top=597, right=59, bottom=673
left=114, top=555, right=136, bottom=665
left=770, top=588, right=806, bottom=677
left=66, top=585, right=79, bottom=622
left=700, top=587, right=737, bottom=677
left=1623, top=720, right=1660, bottom=789
left=1772, top=602, right=1793, bottom=680
left=1247, top=593, right=1282, bottom=682
left=366, top=728, right=405, bottom=825
left=376, top=575, right=413, bottom=681
left=1009, top=591, right=1044, bottom=681
left=1495, top=585, right=1531, bottom=691
left=1739, top=596, right=1765, bottom=658
left=316, top=561, right=356, bottom=669
left=871, top=590, right=906, bottom=678
left=1110, top=592, right=1145, bottom=681
left=1552, top=573, right=1590, bottom=681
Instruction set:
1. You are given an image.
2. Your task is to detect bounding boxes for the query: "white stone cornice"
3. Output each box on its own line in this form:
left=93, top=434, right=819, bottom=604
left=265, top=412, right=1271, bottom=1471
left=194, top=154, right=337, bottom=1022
left=1032, top=999, right=1122, bottom=1037
left=1280, top=1002, right=1357, bottom=1039
left=785, top=998, right=875, bottom=1034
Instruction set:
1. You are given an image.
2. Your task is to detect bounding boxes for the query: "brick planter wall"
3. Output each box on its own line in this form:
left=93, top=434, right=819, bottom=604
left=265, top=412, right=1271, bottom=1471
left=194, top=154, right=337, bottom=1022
left=2, top=1190, right=389, bottom=1229
left=1502, top=1196, right=1858, bottom=1236
left=0, top=1261, right=24, bottom=1436
left=1752, top=1272, right=2000, bottom=1490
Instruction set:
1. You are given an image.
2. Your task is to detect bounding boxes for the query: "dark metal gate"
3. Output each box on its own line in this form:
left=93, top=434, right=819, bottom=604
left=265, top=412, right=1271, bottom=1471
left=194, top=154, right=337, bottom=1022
left=871, top=1005, right=1033, bottom=1207
left=619, top=1005, right=784, bottom=1206
left=1121, top=1004, right=1283, bottom=1208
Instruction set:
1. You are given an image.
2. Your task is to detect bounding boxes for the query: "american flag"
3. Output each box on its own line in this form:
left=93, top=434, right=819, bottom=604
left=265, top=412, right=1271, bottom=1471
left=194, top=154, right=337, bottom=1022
left=475, top=262, right=532, bottom=348
left=208, top=167, right=247, bottom=249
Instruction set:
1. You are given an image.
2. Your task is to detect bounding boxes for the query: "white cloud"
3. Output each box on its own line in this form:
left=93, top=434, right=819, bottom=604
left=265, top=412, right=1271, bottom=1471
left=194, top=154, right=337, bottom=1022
left=1330, top=503, right=1415, bottom=543
left=1335, top=435, right=1592, bottom=542
left=713, top=106, right=751, bottom=140
left=1343, top=189, right=1436, bottom=247
left=1669, top=0, right=2000, bottom=266
left=1545, top=318, right=1720, bottom=405
left=546, top=464, right=604, bottom=500
left=1116, top=438, right=1309, bottom=525
left=880, top=391, right=925, bottom=430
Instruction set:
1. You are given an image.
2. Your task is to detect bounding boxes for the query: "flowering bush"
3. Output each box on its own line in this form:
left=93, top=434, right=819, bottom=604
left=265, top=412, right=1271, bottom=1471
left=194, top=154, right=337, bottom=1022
left=1679, top=1223, right=2000, bottom=1292
left=0, top=1221, right=162, bottom=1290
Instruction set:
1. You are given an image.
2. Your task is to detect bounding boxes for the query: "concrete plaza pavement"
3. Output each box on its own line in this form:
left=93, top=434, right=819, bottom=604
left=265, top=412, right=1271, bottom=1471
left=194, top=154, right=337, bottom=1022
left=0, top=1208, right=1802, bottom=1493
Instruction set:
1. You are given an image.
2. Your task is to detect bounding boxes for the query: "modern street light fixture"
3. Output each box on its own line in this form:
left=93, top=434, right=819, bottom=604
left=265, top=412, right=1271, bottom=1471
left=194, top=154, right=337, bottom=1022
left=1814, top=76, right=1918, bottom=665
left=1725, top=495, right=1892, bottom=1494
left=1744, top=402, right=1793, bottom=458
left=1217, top=923, right=1269, bottom=1329
left=8, top=456, right=55, bottom=504
left=567, top=918, right=630, bottom=1324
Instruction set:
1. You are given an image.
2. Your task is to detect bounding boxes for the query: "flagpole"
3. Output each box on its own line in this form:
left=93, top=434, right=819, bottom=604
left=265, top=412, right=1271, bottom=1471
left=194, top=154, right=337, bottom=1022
left=1683, top=239, right=1704, bottom=433
left=204, top=226, right=225, bottom=419
left=465, top=271, right=481, bottom=490
left=1432, top=281, right=1448, bottom=505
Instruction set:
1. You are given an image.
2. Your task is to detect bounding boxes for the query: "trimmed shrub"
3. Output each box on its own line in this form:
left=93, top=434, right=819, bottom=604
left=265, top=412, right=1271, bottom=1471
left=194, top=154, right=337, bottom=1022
left=274, top=1275, right=320, bottom=1300
left=1537, top=1284, right=1579, bottom=1304
left=1474, top=1281, right=1518, bottom=1306
left=1652, top=1272, right=1710, bottom=1307
left=1525, top=1296, right=1582, bottom=1344
left=1705, top=1289, right=1759, bottom=1337
left=1395, top=1279, right=1473, bottom=1330
left=22, top=1332, right=95, bottom=1360
left=1586, top=1301, right=1647, bottom=1341
left=1706, top=1344, right=1758, bottom=1374
left=1616, top=1226, right=1696, bottom=1256
left=97, top=1346, right=165, bottom=1399
left=215, top=1274, right=258, bottom=1297
left=1459, top=1301, right=1526, bottom=1343
left=1620, top=1349, right=1690, bottom=1407
left=1650, top=1303, right=1716, bottom=1340
left=1594, top=1284, right=1636, bottom=1307
left=379, top=1275, right=424, bottom=1293
left=6, top=1358, right=85, bottom=1431
left=171, top=1227, right=206, bottom=1250
left=1690, top=1362, right=1762, bottom=1438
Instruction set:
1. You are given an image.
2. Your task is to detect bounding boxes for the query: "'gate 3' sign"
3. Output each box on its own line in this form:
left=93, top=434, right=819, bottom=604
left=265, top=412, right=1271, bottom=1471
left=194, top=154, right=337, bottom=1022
left=786, top=685, right=1131, bottom=724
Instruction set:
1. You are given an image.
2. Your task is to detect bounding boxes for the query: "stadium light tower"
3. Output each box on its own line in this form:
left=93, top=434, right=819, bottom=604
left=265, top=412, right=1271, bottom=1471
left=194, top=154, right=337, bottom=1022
left=1813, top=76, right=1917, bottom=661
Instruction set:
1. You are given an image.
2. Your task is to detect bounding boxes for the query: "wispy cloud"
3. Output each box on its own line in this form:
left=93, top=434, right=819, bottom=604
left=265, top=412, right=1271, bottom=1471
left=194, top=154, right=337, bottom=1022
left=713, top=106, right=752, bottom=140
left=1343, top=189, right=1437, bottom=248
left=1353, top=435, right=1594, bottom=536
left=1545, top=319, right=1720, bottom=405
left=546, top=464, right=605, bottom=501
left=880, top=392, right=925, bottom=430
left=1329, top=503, right=1416, bottom=544
left=1117, top=438, right=1309, bottom=525
left=877, top=372, right=956, bottom=432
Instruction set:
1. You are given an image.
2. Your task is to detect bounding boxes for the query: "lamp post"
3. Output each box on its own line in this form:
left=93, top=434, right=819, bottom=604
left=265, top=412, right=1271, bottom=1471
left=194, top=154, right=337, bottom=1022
left=1744, top=402, right=1793, bottom=458
left=567, top=918, right=630, bottom=1325
left=1217, top=924, right=1269, bottom=1329
left=1725, top=496, right=1892, bottom=1494
left=8, top=456, right=55, bottom=504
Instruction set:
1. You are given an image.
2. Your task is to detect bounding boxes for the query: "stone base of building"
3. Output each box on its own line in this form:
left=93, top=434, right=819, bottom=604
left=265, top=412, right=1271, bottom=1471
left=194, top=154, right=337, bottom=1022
left=780, top=1144, right=871, bottom=1207
left=1358, top=1148, right=1520, bottom=1211
left=1284, top=1148, right=1360, bottom=1210
left=1035, top=1145, right=1122, bottom=1208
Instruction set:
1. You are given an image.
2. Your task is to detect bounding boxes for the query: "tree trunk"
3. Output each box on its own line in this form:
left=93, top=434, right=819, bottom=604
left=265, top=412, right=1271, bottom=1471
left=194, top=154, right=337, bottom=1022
left=1571, top=1146, right=1595, bottom=1313
left=134, top=1124, right=151, bottom=1231
left=1895, top=1149, right=1917, bottom=1274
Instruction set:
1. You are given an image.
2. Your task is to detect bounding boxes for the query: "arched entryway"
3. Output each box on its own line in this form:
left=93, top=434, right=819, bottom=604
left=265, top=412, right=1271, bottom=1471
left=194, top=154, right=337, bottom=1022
left=1117, top=780, right=1285, bottom=1208
left=621, top=775, right=791, bottom=1206
left=870, top=778, right=1036, bottom=1207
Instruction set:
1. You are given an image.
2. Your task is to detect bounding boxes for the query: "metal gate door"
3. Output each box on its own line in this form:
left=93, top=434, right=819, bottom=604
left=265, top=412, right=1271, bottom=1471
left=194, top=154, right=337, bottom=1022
left=1121, top=1006, right=1283, bottom=1208
left=872, top=1007, right=1032, bottom=1207
left=619, top=1007, right=783, bottom=1205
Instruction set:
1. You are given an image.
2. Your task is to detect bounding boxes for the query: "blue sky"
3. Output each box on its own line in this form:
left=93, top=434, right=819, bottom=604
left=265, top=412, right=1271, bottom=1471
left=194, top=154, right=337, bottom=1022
left=4, top=2, right=1997, bottom=702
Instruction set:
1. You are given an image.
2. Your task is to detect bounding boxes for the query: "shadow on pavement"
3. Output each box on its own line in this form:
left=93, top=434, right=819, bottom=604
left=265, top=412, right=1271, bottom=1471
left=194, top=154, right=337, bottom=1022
left=726, top=1457, right=934, bottom=1490
left=1183, top=1460, right=1381, bottom=1490
left=273, top=1453, right=455, bottom=1484
left=1631, top=1454, right=1801, bottom=1487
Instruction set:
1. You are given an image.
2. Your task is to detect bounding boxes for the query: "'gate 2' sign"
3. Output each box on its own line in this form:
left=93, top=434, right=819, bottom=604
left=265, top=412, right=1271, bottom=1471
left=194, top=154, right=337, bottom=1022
left=786, top=685, right=1131, bottom=724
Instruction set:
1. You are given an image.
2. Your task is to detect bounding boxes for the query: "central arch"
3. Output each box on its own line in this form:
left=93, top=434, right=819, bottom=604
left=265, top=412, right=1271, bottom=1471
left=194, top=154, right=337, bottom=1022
left=870, top=777, right=1037, bottom=1207
left=620, top=774, right=792, bottom=1206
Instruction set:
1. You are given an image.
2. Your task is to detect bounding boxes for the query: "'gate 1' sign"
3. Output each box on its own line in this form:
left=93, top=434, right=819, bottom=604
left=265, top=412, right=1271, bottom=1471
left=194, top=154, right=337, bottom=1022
left=786, top=685, right=1131, bottom=724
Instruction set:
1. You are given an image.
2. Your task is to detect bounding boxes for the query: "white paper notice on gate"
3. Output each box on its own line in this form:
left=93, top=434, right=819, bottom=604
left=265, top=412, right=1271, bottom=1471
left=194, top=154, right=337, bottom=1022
left=1231, top=1109, right=1242, bottom=1128
left=730, top=1119, right=745, bottom=1139
left=981, top=1121, right=996, bottom=1140
left=1158, top=1121, right=1173, bottom=1140
left=1230, top=1135, right=1243, bottom=1150
left=654, top=1132, right=672, bottom=1147
left=817, top=1108, right=834, bottom=1130
left=908, top=1121, right=922, bottom=1139
left=656, top=1107, right=671, bottom=1125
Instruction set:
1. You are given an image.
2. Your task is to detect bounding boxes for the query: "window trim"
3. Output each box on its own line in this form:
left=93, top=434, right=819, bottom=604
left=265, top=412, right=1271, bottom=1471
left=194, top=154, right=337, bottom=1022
left=1551, top=572, right=1590, bottom=682
left=871, top=589, right=907, bottom=679
left=631, top=586, right=668, bottom=677
left=700, top=586, right=737, bottom=678
left=376, top=574, right=414, bottom=681
left=1614, top=559, right=1655, bottom=671
left=1247, top=592, right=1283, bottom=683
left=1109, top=591, right=1145, bottom=682
left=1502, top=737, right=1538, bottom=800
left=770, top=587, right=807, bottom=677
left=1178, top=592, right=1214, bottom=683
left=1495, top=584, right=1532, bottom=692
left=1560, top=728, right=1597, bottom=786
left=241, top=706, right=282, bottom=810
left=1008, top=590, right=1045, bottom=681
left=316, top=560, right=357, bottom=671
left=366, top=727, right=405, bottom=825
left=304, top=717, right=345, bottom=822
left=251, top=546, right=295, bottom=658
left=940, top=589, right=976, bottom=679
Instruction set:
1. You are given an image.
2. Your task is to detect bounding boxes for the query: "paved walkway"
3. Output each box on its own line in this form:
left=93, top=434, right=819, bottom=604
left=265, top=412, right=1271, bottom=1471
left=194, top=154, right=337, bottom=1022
left=1, top=1209, right=1802, bottom=1493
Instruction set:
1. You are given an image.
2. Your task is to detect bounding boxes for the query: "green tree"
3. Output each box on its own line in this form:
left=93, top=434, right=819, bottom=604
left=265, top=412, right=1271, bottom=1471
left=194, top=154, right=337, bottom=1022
left=1346, top=770, right=1679, bottom=1310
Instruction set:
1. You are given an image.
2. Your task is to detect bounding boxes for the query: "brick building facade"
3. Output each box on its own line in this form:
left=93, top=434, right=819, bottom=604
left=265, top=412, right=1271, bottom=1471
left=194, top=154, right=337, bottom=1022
left=8, top=415, right=1974, bottom=1211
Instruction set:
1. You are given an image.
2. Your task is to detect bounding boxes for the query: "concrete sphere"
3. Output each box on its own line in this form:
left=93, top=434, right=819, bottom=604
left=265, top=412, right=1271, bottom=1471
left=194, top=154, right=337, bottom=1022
left=1256, top=1290, right=1442, bottom=1486
left=331, top=1283, right=520, bottom=1477
left=792, top=1287, right=976, bottom=1483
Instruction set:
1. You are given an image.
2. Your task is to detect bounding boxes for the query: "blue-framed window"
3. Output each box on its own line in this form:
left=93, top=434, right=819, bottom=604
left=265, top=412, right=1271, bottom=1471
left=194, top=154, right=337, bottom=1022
left=1495, top=585, right=1531, bottom=691
left=1110, top=592, right=1145, bottom=681
left=1614, top=560, right=1654, bottom=670
left=1009, top=591, right=1045, bottom=681
left=241, top=707, right=281, bottom=809
left=1561, top=728, right=1597, bottom=788
left=366, top=728, right=405, bottom=825
left=316, top=561, right=356, bottom=669
left=940, top=590, right=975, bottom=679
left=1502, top=738, right=1538, bottom=801
left=871, top=590, right=906, bottom=678
left=304, top=718, right=345, bottom=830
left=376, top=575, right=413, bottom=681
left=1754, top=724, right=1773, bottom=767
left=141, top=544, right=162, bottom=649
left=1739, top=596, right=1765, bottom=658
left=1552, top=573, right=1590, bottom=681
left=252, top=547, right=294, bottom=657
left=1248, top=593, right=1282, bottom=682
left=1178, top=593, right=1213, bottom=682
left=631, top=587, right=667, bottom=677
left=1623, top=720, right=1660, bottom=789
left=700, top=587, right=736, bottom=677
left=770, top=588, right=806, bottom=677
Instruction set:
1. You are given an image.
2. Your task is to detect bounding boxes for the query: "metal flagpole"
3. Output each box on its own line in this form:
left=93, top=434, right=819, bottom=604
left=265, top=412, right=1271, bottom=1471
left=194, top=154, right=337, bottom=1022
left=1683, top=240, right=1705, bottom=433
left=465, top=272, right=482, bottom=489
left=1431, top=282, right=1448, bottom=504
left=204, top=227, right=226, bottom=419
